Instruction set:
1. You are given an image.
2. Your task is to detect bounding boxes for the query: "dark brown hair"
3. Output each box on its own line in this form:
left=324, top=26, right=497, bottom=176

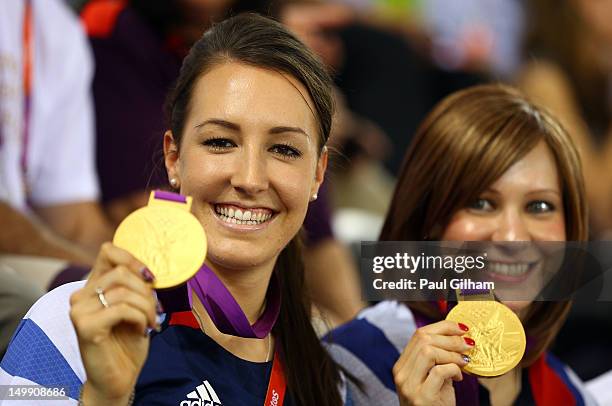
left=379, top=84, right=588, bottom=364
left=523, top=0, right=610, bottom=142
left=165, top=13, right=341, bottom=405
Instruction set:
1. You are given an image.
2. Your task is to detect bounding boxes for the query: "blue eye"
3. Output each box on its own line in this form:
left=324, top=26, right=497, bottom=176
left=526, top=200, right=555, bottom=213
left=468, top=198, right=494, bottom=212
left=270, top=144, right=302, bottom=159
left=202, top=137, right=236, bottom=151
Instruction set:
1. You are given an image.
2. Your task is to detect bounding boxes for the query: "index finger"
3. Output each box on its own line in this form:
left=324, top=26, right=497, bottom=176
left=419, top=320, right=470, bottom=336
left=89, top=242, right=145, bottom=280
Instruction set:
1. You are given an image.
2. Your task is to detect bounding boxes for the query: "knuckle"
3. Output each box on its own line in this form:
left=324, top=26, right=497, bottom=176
left=115, top=266, right=130, bottom=280
left=128, top=258, right=143, bottom=271
left=430, top=365, right=443, bottom=378
left=68, top=308, right=79, bottom=325
left=101, top=242, right=113, bottom=255
left=421, top=346, right=434, bottom=359
left=392, top=361, right=400, bottom=377
left=456, top=336, right=465, bottom=347
left=69, top=290, right=81, bottom=306
left=111, top=286, right=129, bottom=300
left=414, top=328, right=427, bottom=340
left=420, top=333, right=432, bottom=345
left=393, top=369, right=405, bottom=386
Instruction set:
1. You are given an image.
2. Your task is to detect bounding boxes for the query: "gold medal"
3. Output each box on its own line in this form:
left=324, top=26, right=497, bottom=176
left=113, top=191, right=207, bottom=289
left=446, top=300, right=526, bottom=377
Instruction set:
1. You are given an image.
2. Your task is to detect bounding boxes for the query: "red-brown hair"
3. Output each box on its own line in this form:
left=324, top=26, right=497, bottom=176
left=379, top=84, right=588, bottom=364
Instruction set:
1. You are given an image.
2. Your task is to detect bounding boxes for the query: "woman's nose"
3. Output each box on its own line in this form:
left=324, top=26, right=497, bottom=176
left=492, top=209, right=531, bottom=242
left=230, top=147, right=269, bottom=195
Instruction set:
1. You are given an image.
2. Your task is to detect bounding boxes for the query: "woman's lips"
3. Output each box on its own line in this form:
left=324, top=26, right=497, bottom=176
left=212, top=203, right=277, bottom=231
left=485, top=260, right=539, bottom=283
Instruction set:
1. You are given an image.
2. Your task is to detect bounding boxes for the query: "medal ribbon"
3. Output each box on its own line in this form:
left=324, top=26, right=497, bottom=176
left=188, top=264, right=281, bottom=339
left=153, top=190, right=282, bottom=339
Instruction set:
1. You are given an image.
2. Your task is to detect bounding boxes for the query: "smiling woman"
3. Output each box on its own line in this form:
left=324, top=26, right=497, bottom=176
left=0, top=14, right=348, bottom=406
left=325, top=84, right=595, bottom=406
left=164, top=62, right=325, bottom=272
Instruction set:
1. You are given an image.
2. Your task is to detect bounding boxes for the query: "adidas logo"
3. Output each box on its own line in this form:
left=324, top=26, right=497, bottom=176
left=180, top=380, right=222, bottom=406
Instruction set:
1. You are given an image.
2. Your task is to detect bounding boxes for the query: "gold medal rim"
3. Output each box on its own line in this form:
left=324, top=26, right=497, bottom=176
left=446, top=301, right=526, bottom=377
left=112, top=205, right=207, bottom=289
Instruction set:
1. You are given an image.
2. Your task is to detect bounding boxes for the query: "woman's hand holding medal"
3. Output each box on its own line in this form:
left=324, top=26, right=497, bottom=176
left=69, top=242, right=159, bottom=405
left=69, top=192, right=206, bottom=405
left=393, top=320, right=473, bottom=406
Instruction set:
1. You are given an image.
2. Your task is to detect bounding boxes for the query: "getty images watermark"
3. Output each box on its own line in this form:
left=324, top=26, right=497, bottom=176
left=361, top=241, right=612, bottom=302
left=372, top=251, right=491, bottom=291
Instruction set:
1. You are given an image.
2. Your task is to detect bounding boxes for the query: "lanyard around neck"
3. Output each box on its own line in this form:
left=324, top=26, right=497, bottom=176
left=21, top=0, right=33, bottom=195
left=265, top=346, right=286, bottom=406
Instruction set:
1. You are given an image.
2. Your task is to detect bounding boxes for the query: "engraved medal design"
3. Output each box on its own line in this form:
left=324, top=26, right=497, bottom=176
left=113, top=192, right=207, bottom=289
left=446, top=301, right=526, bottom=377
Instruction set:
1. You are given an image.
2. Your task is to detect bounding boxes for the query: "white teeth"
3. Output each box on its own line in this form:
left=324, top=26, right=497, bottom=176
left=215, top=205, right=274, bottom=225
left=489, top=262, right=530, bottom=276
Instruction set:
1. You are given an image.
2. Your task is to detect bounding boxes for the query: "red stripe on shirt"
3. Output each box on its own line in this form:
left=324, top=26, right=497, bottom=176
left=529, top=354, right=576, bottom=406
left=169, top=311, right=200, bottom=329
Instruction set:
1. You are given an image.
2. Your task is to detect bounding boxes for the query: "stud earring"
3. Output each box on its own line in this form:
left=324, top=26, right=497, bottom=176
left=310, top=193, right=318, bottom=202
left=170, top=178, right=179, bottom=188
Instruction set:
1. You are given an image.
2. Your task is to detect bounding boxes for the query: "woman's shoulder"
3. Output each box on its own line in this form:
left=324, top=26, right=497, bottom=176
left=0, top=281, right=86, bottom=401
left=325, top=301, right=417, bottom=353
left=587, top=369, right=612, bottom=405
left=530, top=352, right=599, bottom=406
left=323, top=301, right=417, bottom=406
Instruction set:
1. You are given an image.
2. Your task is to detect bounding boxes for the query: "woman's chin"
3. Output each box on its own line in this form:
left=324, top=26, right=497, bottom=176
left=501, top=300, right=532, bottom=314
left=206, top=250, right=274, bottom=273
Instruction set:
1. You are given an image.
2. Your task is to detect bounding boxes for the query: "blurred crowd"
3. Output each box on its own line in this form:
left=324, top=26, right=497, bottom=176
left=1, top=0, right=612, bottom=392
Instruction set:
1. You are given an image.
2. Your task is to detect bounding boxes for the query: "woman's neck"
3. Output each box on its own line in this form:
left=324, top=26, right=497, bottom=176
left=479, top=368, right=522, bottom=406
left=189, top=260, right=275, bottom=362
left=205, top=259, right=274, bottom=323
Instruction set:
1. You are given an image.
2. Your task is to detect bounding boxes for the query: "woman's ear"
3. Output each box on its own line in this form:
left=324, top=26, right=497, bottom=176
left=311, top=146, right=328, bottom=199
left=164, top=130, right=181, bottom=188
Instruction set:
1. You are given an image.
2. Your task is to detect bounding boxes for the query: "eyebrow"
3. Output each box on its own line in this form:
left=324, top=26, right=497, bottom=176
left=525, top=189, right=561, bottom=196
left=194, top=119, right=239, bottom=131
left=194, top=119, right=309, bottom=138
left=269, top=126, right=309, bottom=137
left=486, top=187, right=561, bottom=196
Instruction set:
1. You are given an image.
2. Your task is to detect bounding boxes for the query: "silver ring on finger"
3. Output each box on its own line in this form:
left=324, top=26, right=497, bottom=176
left=95, top=287, right=110, bottom=309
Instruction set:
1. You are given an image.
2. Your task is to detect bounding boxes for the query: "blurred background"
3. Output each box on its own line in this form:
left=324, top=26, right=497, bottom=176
left=2, top=0, right=612, bottom=390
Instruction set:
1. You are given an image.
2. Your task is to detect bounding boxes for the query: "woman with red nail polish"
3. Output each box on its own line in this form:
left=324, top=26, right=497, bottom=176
left=326, top=85, right=596, bottom=405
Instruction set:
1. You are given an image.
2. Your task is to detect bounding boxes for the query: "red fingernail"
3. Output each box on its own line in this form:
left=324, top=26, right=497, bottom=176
left=464, top=337, right=475, bottom=346
left=140, top=267, right=155, bottom=283
left=458, top=323, right=469, bottom=332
